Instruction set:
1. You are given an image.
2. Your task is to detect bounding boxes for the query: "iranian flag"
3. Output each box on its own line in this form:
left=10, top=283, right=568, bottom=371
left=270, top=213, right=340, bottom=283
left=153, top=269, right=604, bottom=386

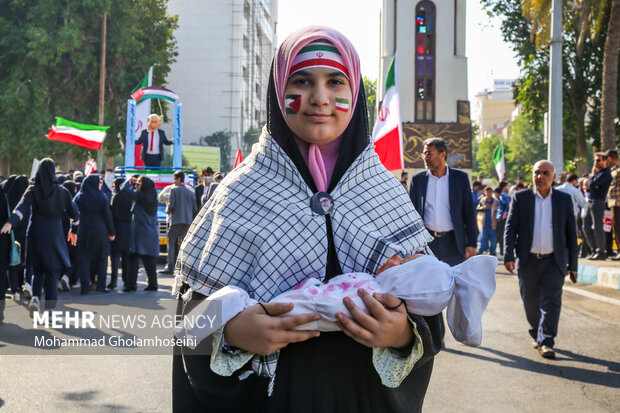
left=493, top=142, right=505, bottom=180
left=46, top=117, right=109, bottom=150
left=372, top=55, right=403, bottom=171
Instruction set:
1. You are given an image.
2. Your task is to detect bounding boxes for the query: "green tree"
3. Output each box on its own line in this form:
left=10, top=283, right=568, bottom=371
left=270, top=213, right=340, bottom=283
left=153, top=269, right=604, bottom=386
left=242, top=126, right=261, bottom=155
left=473, top=134, right=502, bottom=180
left=481, top=0, right=609, bottom=173
left=200, top=130, right=233, bottom=171
left=504, top=113, right=547, bottom=182
left=0, top=0, right=178, bottom=174
left=363, top=76, right=377, bottom=132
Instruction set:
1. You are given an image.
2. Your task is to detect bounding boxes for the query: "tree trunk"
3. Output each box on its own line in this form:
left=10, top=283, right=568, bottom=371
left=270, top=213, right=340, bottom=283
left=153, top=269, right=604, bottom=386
left=0, top=157, right=10, bottom=177
left=600, top=0, right=620, bottom=150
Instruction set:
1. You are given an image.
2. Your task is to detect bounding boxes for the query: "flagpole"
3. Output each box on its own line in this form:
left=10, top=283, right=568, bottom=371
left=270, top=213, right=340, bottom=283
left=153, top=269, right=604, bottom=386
left=96, top=13, right=107, bottom=171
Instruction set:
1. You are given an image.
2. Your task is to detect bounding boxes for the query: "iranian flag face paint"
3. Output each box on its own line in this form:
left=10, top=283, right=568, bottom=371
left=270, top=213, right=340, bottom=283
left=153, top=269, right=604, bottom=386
left=335, top=97, right=350, bottom=112
left=285, top=94, right=302, bottom=115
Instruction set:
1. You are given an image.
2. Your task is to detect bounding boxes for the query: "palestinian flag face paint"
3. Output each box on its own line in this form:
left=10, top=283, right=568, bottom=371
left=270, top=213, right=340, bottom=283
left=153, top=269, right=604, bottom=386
left=335, top=97, right=350, bottom=112
left=285, top=94, right=302, bottom=115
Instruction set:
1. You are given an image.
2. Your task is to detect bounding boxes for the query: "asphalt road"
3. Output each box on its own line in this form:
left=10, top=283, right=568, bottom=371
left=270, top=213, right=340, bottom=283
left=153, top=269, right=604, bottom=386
left=1, top=263, right=618, bottom=412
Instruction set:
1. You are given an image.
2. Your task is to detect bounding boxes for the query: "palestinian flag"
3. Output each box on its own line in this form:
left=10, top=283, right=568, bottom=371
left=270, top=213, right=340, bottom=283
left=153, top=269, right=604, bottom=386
left=131, top=86, right=178, bottom=103
left=46, top=117, right=109, bottom=150
left=285, top=94, right=301, bottom=114
left=335, top=97, right=349, bottom=112
left=372, top=55, right=404, bottom=171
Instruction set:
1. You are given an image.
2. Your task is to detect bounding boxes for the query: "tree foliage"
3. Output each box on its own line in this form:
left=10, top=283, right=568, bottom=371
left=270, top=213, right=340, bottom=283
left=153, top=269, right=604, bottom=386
left=0, top=0, right=178, bottom=174
left=480, top=0, right=610, bottom=173
left=242, top=126, right=261, bottom=155
left=363, top=76, right=376, bottom=132
left=200, top=130, right=233, bottom=172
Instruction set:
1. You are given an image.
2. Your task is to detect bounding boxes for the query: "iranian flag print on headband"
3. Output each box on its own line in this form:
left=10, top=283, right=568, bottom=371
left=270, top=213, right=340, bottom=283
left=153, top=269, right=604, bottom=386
left=290, top=41, right=349, bottom=78
left=285, top=94, right=301, bottom=114
left=372, top=55, right=404, bottom=171
left=46, top=117, right=109, bottom=150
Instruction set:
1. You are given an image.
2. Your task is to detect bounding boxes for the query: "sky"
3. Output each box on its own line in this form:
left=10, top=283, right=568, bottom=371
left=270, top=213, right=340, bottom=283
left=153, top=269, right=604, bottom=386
left=276, top=0, right=521, bottom=104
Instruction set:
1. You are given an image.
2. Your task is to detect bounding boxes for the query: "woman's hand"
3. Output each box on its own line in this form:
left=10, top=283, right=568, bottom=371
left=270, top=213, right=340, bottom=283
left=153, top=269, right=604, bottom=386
left=335, top=289, right=413, bottom=349
left=224, top=302, right=321, bottom=355
left=67, top=231, right=77, bottom=246
left=1, top=222, right=12, bottom=234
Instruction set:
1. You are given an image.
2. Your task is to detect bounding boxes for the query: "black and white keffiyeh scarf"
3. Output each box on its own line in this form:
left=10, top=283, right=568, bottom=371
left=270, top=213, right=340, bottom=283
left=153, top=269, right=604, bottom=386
left=174, top=126, right=434, bottom=387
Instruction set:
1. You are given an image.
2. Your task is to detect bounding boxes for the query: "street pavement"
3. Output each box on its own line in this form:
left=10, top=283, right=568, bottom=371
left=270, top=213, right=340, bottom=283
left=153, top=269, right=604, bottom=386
left=1, top=262, right=619, bottom=412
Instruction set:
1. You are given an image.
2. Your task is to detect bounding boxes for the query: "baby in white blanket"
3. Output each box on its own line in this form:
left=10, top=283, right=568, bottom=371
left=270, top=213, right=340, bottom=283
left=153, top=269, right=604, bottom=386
left=174, top=254, right=498, bottom=348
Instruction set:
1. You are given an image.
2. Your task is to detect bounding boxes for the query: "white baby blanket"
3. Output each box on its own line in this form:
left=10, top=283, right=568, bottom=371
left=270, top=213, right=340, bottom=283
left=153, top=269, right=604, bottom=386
left=174, top=255, right=497, bottom=348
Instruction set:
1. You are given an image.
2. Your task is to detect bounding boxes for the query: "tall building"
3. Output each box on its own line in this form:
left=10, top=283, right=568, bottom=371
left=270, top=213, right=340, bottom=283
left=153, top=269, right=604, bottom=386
left=379, top=0, right=472, bottom=169
left=164, top=0, right=278, bottom=154
left=473, top=79, right=517, bottom=140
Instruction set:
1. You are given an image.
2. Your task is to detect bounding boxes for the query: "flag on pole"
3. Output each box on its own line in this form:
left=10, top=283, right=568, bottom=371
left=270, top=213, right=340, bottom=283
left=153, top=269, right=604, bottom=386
left=131, top=86, right=178, bottom=103
left=493, top=142, right=505, bottom=180
left=372, top=55, right=404, bottom=171
left=233, top=149, right=243, bottom=169
left=132, top=67, right=153, bottom=167
left=46, top=117, right=109, bottom=150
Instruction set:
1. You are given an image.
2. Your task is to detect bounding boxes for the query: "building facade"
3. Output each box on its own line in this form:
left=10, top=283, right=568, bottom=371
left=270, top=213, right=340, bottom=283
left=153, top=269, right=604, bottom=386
left=379, top=0, right=471, bottom=169
left=164, top=0, right=277, bottom=154
left=473, top=79, right=517, bottom=140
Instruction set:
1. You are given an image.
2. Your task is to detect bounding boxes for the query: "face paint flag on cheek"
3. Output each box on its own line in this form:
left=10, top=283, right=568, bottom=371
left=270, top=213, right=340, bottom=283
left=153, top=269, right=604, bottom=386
left=285, top=94, right=302, bottom=115
left=335, top=97, right=350, bottom=112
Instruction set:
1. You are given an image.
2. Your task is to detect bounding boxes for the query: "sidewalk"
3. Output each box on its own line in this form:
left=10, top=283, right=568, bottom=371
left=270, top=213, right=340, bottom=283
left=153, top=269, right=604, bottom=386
left=578, top=257, right=620, bottom=290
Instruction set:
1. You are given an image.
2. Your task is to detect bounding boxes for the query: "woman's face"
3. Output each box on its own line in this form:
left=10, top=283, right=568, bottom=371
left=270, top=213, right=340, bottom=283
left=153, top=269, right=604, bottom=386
left=283, top=67, right=353, bottom=145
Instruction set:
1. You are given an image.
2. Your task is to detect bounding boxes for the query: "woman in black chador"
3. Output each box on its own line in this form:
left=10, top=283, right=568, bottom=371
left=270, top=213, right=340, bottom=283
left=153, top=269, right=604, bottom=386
left=73, top=174, right=115, bottom=294
left=121, top=176, right=159, bottom=291
left=1, top=158, right=79, bottom=316
left=109, top=177, right=133, bottom=289
left=2, top=175, right=29, bottom=300
left=171, top=26, right=444, bottom=413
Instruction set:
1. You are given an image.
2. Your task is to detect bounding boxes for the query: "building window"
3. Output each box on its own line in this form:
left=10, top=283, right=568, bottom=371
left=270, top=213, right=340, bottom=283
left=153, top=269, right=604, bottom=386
left=415, top=1, right=435, bottom=122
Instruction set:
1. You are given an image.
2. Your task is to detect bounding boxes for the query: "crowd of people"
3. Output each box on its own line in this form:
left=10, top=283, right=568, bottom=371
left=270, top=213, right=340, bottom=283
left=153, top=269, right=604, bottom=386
left=0, top=163, right=226, bottom=324
left=471, top=149, right=620, bottom=262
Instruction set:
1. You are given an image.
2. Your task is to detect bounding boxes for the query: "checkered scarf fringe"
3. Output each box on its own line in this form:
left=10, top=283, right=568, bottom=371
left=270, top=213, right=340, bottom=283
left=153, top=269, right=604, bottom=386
left=175, top=127, right=434, bottom=389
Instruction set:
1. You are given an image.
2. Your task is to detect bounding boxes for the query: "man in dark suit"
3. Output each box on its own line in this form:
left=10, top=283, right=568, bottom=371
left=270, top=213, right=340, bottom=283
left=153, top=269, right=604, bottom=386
left=409, top=138, right=478, bottom=266
left=135, top=114, right=173, bottom=167
left=504, top=160, right=578, bottom=359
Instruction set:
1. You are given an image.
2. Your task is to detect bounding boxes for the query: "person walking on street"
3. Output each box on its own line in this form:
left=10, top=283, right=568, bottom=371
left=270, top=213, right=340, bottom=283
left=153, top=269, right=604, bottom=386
left=161, top=171, right=196, bottom=274
left=1, top=159, right=79, bottom=317
left=109, top=178, right=133, bottom=289
left=477, top=186, right=498, bottom=255
left=504, top=160, right=578, bottom=359
left=73, top=174, right=116, bottom=294
left=409, top=138, right=478, bottom=265
left=122, top=176, right=159, bottom=291
left=605, top=150, right=620, bottom=260
left=496, top=181, right=511, bottom=258
left=3, top=176, right=30, bottom=299
left=583, top=152, right=612, bottom=260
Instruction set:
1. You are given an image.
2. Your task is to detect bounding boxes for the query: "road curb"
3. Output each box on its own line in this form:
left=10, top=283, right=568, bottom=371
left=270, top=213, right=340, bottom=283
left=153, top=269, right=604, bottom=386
left=577, top=261, right=620, bottom=290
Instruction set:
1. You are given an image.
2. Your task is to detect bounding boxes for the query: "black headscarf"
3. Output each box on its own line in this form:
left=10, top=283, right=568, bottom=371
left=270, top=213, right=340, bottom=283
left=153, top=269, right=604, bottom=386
left=33, top=158, right=58, bottom=203
left=62, top=181, right=77, bottom=198
left=5, top=175, right=29, bottom=210
left=74, top=174, right=107, bottom=214
left=266, top=65, right=369, bottom=193
left=111, top=177, right=134, bottom=222
left=137, top=177, right=157, bottom=216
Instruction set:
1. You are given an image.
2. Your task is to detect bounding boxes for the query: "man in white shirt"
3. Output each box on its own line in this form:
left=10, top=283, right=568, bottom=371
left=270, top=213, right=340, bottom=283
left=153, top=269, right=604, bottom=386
left=135, top=114, right=173, bottom=167
left=556, top=174, right=587, bottom=219
left=409, top=138, right=478, bottom=266
left=504, top=160, right=578, bottom=359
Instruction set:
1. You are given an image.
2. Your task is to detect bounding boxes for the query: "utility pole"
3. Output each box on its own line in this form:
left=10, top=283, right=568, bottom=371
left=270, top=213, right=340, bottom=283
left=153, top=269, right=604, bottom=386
left=97, top=13, right=107, bottom=170
left=548, top=0, right=563, bottom=173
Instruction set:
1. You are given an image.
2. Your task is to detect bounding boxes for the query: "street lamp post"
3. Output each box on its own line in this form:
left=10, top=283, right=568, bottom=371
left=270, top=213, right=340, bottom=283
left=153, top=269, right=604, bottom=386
left=548, top=0, right=563, bottom=172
